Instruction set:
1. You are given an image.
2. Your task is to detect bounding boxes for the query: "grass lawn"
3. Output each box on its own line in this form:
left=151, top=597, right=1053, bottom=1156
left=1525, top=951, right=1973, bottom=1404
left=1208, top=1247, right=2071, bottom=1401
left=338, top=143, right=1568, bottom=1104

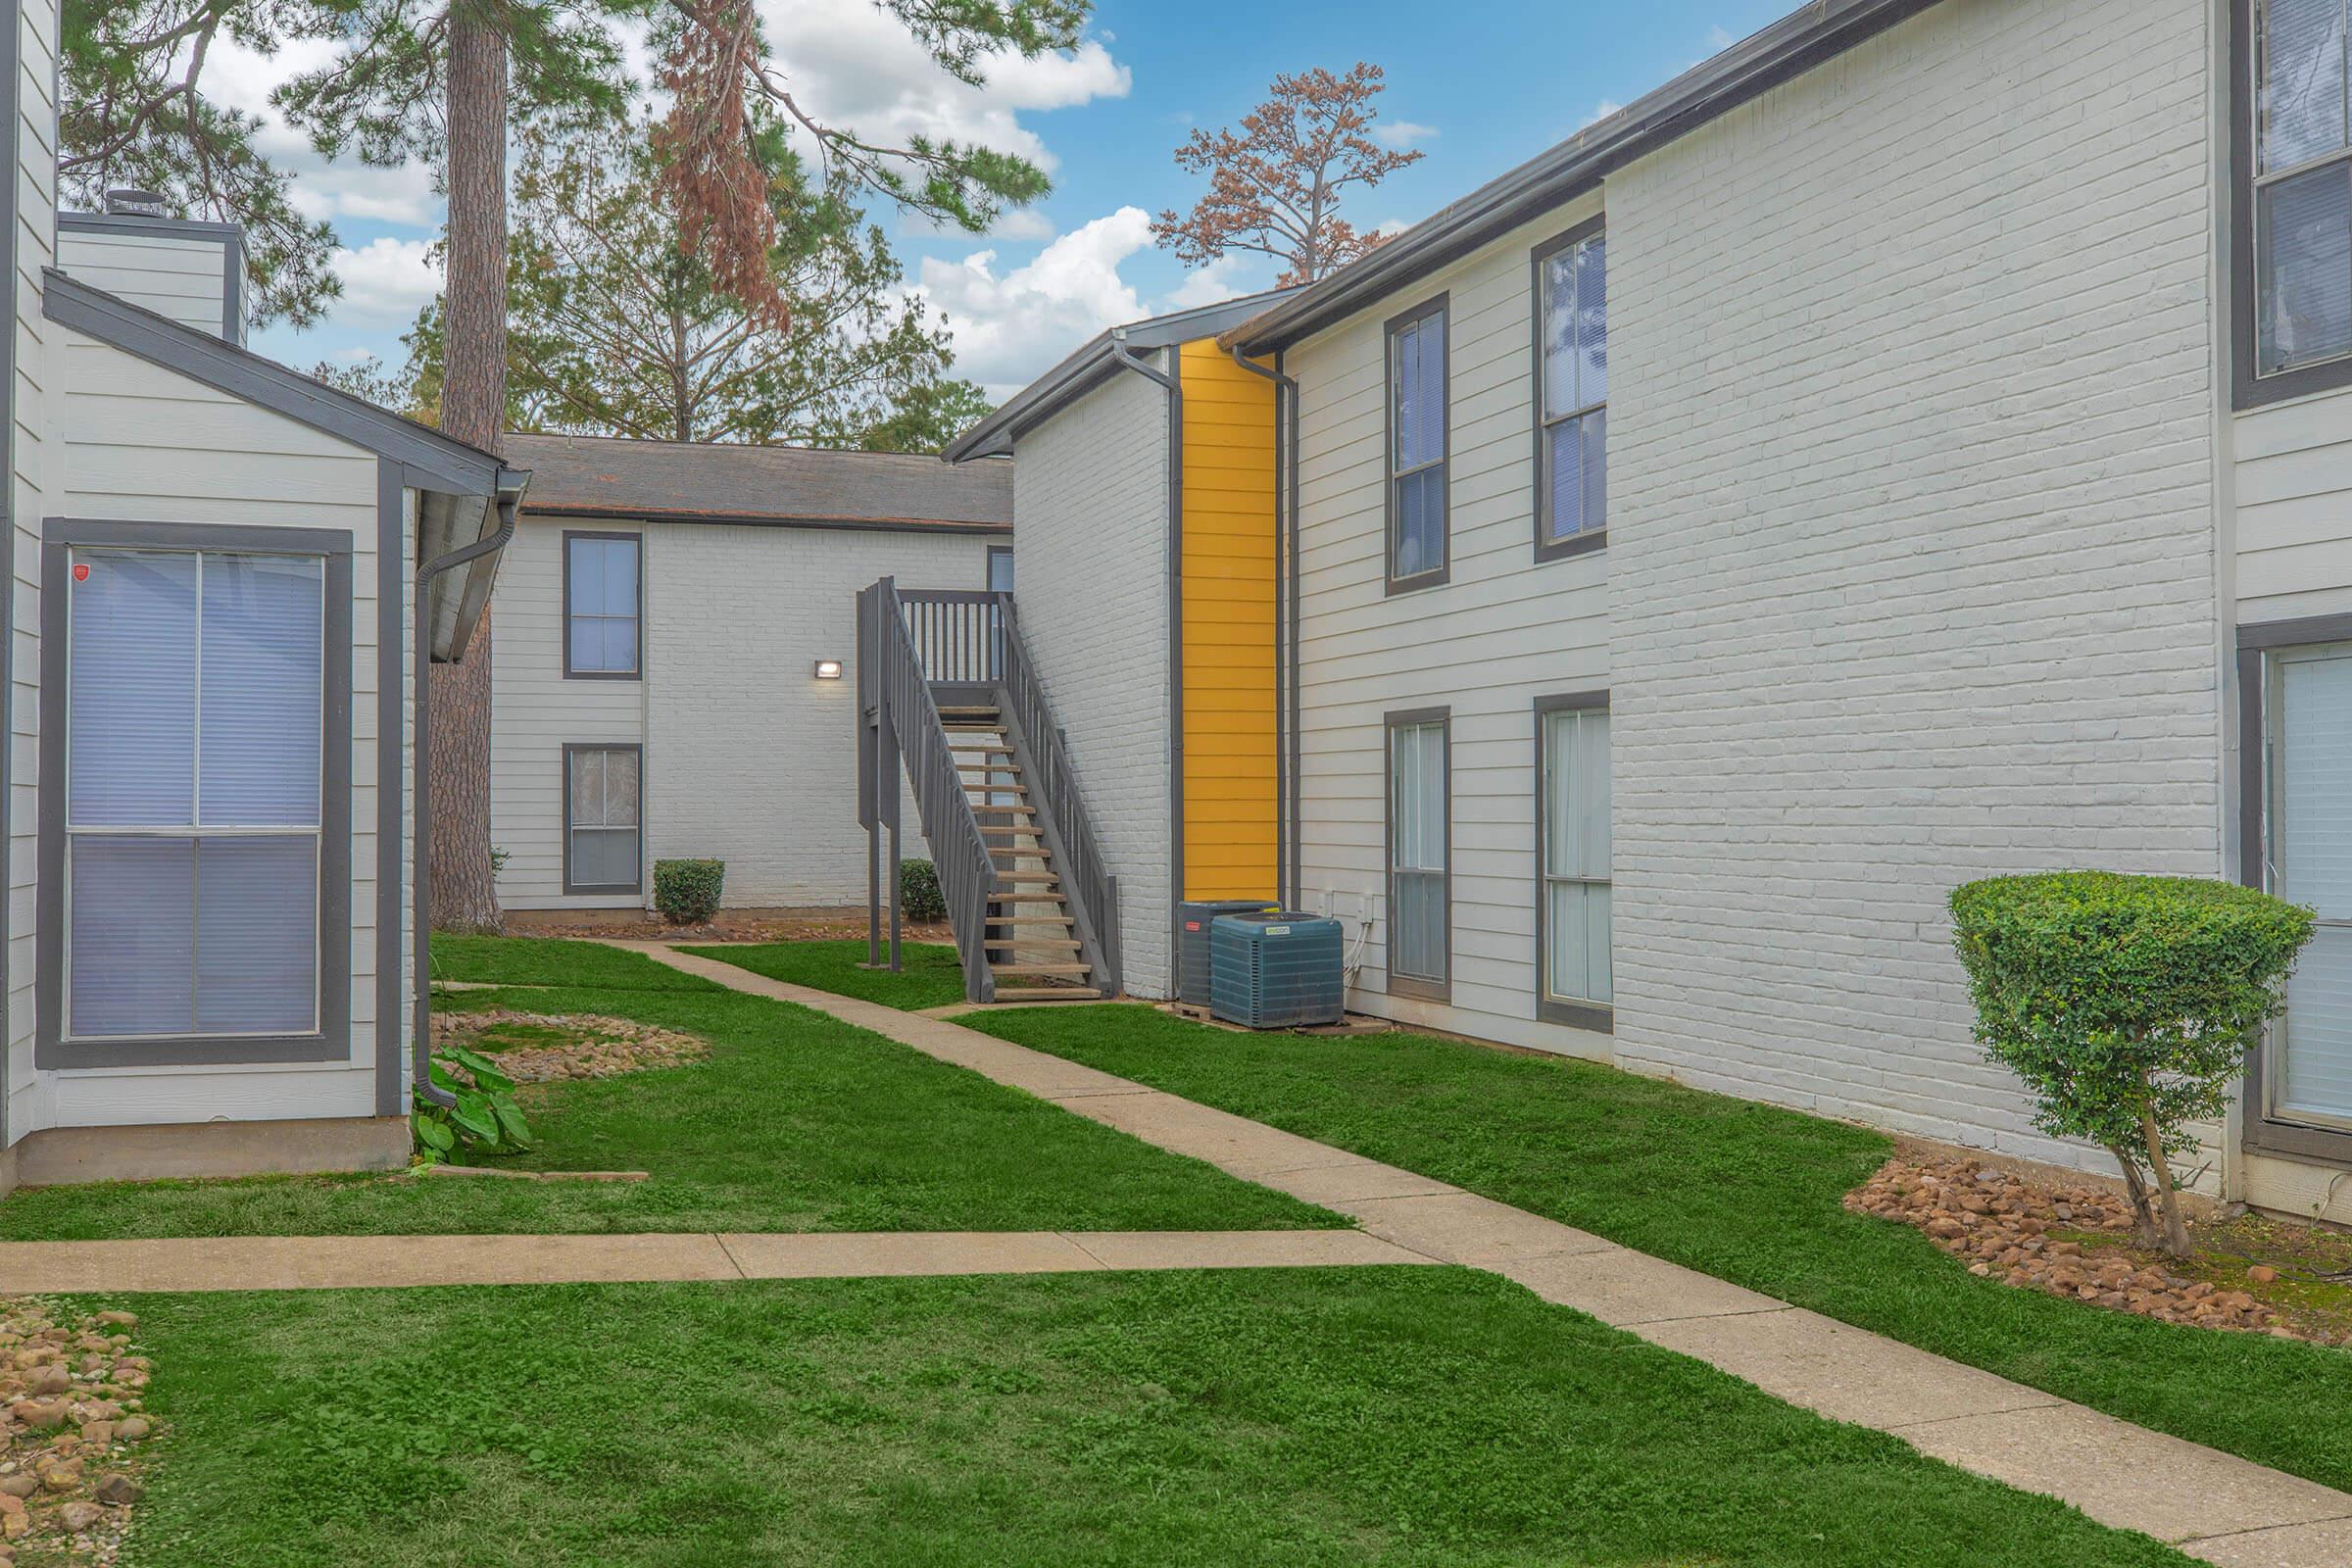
left=969, top=1004, right=2352, bottom=1498
left=683, top=938, right=968, bottom=1011
left=0, top=942, right=1328, bottom=1241
left=109, top=1267, right=2189, bottom=1568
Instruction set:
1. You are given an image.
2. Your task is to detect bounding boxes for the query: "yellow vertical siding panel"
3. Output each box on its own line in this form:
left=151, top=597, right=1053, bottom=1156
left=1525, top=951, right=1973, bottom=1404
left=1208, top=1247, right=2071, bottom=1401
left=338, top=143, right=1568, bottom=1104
left=1179, top=335, right=1279, bottom=901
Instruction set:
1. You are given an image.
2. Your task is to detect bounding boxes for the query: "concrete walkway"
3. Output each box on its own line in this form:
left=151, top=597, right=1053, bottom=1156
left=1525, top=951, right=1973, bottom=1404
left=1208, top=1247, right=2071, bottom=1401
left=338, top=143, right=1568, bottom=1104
left=626, top=942, right=2352, bottom=1568
left=0, top=1227, right=1422, bottom=1294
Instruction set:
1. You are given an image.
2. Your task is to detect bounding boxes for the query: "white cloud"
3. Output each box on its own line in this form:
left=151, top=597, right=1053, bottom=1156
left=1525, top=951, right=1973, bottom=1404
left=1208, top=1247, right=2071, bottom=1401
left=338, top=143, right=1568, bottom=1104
left=911, top=206, right=1153, bottom=395
left=1374, top=120, right=1438, bottom=150
left=753, top=0, right=1129, bottom=177
left=330, top=237, right=442, bottom=327
left=1707, top=24, right=1739, bottom=50
left=1161, top=254, right=1260, bottom=313
left=899, top=206, right=1058, bottom=244
left=203, top=36, right=442, bottom=228
left=1580, top=100, right=1624, bottom=130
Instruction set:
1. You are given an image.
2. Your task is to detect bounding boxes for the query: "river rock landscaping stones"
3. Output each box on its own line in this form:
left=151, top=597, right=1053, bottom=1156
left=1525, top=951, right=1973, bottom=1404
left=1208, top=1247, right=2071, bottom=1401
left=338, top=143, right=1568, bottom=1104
left=1846, top=1155, right=2312, bottom=1341
left=0, top=1299, right=160, bottom=1563
left=431, top=1009, right=710, bottom=1083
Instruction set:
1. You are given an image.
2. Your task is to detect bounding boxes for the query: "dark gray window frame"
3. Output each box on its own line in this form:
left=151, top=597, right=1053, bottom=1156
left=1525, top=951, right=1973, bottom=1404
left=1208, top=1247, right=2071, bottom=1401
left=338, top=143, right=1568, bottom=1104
left=561, top=529, right=643, bottom=680
left=1383, top=705, right=1451, bottom=1003
left=1383, top=294, right=1451, bottom=595
left=2231, top=0, right=2352, bottom=409
left=36, top=517, right=355, bottom=1069
left=987, top=544, right=1013, bottom=592
left=1534, top=690, right=1613, bottom=1034
left=2236, top=611, right=2352, bottom=1163
left=561, top=742, right=646, bottom=897
left=1531, top=218, right=1608, bottom=564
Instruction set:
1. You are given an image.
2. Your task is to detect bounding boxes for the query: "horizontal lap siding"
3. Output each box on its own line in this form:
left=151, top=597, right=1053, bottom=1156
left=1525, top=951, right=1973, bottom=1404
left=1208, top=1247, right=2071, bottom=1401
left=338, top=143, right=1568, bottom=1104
left=45, top=334, right=386, bottom=1127
left=56, top=230, right=224, bottom=338
left=2235, top=392, right=2352, bottom=623
left=1292, top=194, right=1614, bottom=1056
left=1179, top=339, right=1278, bottom=902
left=1606, top=0, right=2221, bottom=1172
left=1012, top=368, right=1174, bottom=994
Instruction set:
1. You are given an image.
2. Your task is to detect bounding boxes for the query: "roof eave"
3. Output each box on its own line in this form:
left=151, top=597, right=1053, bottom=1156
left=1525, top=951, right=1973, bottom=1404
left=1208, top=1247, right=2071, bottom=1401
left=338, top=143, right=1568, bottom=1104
left=1224, top=0, right=1943, bottom=356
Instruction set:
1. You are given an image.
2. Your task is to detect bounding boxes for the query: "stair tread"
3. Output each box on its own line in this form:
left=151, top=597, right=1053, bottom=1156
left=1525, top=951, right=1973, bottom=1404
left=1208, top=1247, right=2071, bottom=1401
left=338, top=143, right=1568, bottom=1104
left=992, top=987, right=1103, bottom=1003
left=990, top=962, right=1093, bottom=977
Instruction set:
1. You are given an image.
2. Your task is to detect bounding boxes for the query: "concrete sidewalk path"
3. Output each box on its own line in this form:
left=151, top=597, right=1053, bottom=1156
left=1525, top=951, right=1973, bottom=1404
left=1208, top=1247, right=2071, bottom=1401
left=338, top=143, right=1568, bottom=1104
left=627, top=942, right=2352, bottom=1568
left=0, top=1227, right=1426, bottom=1294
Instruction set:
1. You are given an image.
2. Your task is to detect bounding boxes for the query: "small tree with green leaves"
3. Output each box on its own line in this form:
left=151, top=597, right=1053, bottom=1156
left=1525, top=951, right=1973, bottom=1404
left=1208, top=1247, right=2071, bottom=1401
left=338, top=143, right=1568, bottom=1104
left=1948, top=871, right=2314, bottom=1256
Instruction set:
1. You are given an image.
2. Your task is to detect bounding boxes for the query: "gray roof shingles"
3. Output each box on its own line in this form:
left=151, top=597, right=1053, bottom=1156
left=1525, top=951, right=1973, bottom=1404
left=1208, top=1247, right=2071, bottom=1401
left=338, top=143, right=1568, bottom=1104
left=506, top=432, right=1012, bottom=531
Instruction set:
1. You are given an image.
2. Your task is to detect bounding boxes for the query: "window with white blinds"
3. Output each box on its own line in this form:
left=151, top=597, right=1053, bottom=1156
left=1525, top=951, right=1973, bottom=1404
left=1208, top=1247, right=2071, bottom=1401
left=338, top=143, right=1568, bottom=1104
left=1387, top=714, right=1448, bottom=992
left=2275, top=649, right=2352, bottom=1129
left=565, top=533, right=641, bottom=677
left=565, top=746, right=643, bottom=893
left=1541, top=703, right=1611, bottom=1012
left=65, top=548, right=324, bottom=1040
left=1387, top=301, right=1448, bottom=587
left=1537, top=227, right=1607, bottom=547
left=2256, top=0, right=2352, bottom=375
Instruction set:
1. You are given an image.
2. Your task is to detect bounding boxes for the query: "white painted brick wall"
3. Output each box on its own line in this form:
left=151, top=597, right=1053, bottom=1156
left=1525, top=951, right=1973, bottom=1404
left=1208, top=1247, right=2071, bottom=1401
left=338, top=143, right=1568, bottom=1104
left=1605, top=0, right=2223, bottom=1172
left=1010, top=367, right=1174, bottom=995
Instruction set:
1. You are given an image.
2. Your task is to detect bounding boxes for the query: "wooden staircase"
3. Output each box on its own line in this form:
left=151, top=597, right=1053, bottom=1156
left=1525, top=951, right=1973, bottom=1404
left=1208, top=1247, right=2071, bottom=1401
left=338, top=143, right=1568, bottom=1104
left=941, top=704, right=1103, bottom=1002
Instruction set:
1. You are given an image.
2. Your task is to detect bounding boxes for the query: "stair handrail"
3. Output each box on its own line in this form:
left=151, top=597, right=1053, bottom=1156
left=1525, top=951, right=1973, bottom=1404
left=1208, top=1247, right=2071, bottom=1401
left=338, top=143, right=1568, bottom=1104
left=864, top=577, right=1002, bottom=1001
left=993, top=595, right=1122, bottom=995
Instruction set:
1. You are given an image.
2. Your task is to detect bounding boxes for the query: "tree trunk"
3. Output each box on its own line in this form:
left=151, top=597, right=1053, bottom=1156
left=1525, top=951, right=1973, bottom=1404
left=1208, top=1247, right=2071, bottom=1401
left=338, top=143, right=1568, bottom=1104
left=426, top=2, right=511, bottom=935
left=2137, top=1096, right=2195, bottom=1258
left=2107, top=1145, right=2162, bottom=1250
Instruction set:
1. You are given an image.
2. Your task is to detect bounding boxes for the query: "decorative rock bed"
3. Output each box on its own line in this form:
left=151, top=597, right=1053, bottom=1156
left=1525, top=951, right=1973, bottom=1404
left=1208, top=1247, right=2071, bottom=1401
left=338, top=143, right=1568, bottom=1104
left=0, top=1300, right=157, bottom=1563
left=430, top=1010, right=709, bottom=1082
left=1845, top=1155, right=2323, bottom=1341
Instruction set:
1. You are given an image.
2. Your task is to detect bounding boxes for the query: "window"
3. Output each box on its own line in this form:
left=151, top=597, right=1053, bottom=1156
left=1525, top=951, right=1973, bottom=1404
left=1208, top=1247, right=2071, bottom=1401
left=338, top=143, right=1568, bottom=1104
left=1535, top=223, right=1607, bottom=557
left=1537, top=694, right=1611, bottom=1030
left=2245, top=0, right=2352, bottom=399
left=61, top=544, right=330, bottom=1045
left=564, top=745, right=643, bottom=895
left=564, top=532, right=640, bottom=678
left=1386, top=710, right=1449, bottom=999
left=2265, top=646, right=2352, bottom=1140
left=1385, top=297, right=1449, bottom=591
left=988, top=546, right=1014, bottom=594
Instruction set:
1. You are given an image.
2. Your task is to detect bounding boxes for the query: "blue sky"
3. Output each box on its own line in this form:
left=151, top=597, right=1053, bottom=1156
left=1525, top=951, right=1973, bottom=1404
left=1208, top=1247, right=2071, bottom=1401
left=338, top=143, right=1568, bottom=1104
left=246, top=0, right=1793, bottom=400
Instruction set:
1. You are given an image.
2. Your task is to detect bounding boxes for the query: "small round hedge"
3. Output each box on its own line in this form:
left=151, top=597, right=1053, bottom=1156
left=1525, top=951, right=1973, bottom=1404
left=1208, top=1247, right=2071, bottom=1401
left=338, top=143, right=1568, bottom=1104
left=653, top=858, right=725, bottom=926
left=1948, top=870, right=2314, bottom=1251
left=900, top=858, right=947, bottom=924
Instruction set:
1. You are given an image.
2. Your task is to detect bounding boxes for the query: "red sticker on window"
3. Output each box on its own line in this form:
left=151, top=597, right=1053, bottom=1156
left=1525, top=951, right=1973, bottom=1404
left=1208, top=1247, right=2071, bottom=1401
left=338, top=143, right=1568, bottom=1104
left=71, top=564, right=88, bottom=582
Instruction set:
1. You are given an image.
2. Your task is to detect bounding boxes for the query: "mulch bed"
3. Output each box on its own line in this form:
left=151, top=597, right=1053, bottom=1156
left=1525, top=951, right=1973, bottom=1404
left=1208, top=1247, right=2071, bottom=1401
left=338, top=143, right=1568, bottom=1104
left=431, top=1010, right=710, bottom=1083
left=1846, top=1154, right=2352, bottom=1347
left=0, top=1301, right=159, bottom=1563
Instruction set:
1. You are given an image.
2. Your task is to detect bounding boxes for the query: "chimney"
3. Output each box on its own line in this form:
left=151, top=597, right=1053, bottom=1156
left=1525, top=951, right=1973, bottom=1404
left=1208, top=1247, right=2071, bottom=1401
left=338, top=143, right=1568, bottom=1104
left=61, top=195, right=249, bottom=347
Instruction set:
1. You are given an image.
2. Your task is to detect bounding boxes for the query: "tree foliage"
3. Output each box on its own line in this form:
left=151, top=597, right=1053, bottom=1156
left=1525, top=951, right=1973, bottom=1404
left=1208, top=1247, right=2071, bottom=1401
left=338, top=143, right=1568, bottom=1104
left=1153, top=63, right=1421, bottom=287
left=1948, top=871, right=2315, bottom=1256
left=397, top=116, right=988, bottom=448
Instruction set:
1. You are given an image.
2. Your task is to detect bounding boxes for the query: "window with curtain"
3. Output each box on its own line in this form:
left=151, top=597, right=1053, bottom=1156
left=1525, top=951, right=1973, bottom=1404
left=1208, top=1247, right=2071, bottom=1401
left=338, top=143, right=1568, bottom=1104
left=565, top=534, right=641, bottom=677
left=2274, top=649, right=2352, bottom=1130
left=1540, top=703, right=1611, bottom=1015
left=66, top=548, right=323, bottom=1040
left=1538, top=227, right=1607, bottom=547
left=1387, top=714, right=1448, bottom=992
left=1387, top=302, right=1448, bottom=586
left=2257, top=0, right=2352, bottom=376
left=566, top=746, right=642, bottom=893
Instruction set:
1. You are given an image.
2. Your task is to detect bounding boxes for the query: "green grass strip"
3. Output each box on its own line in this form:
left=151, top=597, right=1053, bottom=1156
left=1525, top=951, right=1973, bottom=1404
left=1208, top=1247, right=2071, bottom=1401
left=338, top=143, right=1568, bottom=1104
left=968, top=1003, right=2352, bottom=1495
left=681, top=938, right=967, bottom=1011
left=111, top=1269, right=2189, bottom=1567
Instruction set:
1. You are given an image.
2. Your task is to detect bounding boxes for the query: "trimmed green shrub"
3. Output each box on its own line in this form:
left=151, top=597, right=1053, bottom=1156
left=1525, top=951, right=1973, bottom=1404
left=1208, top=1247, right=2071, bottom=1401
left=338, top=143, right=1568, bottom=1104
left=1949, top=871, right=2315, bottom=1255
left=654, top=858, right=725, bottom=926
left=900, top=858, right=947, bottom=923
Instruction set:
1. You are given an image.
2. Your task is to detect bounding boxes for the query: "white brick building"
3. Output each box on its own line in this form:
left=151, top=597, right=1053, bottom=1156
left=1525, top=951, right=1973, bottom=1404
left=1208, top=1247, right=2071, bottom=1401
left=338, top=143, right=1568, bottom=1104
left=488, top=435, right=1012, bottom=915
left=959, top=0, right=2352, bottom=1218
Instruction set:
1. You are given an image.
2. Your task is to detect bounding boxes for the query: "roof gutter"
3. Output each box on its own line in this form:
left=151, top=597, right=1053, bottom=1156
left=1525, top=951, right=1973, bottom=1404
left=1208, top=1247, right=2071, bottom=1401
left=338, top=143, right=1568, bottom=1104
left=410, top=479, right=523, bottom=1107
left=1223, top=0, right=1941, bottom=356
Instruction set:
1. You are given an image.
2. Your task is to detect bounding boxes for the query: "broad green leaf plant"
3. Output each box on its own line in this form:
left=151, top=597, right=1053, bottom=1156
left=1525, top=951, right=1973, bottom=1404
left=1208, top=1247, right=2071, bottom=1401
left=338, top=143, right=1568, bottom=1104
left=414, top=1044, right=534, bottom=1164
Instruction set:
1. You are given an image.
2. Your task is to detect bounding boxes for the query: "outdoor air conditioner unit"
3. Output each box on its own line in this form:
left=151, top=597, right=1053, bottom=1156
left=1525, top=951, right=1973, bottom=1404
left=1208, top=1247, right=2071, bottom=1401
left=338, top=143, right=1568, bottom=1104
left=1208, top=912, right=1346, bottom=1029
left=1176, top=900, right=1279, bottom=1006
